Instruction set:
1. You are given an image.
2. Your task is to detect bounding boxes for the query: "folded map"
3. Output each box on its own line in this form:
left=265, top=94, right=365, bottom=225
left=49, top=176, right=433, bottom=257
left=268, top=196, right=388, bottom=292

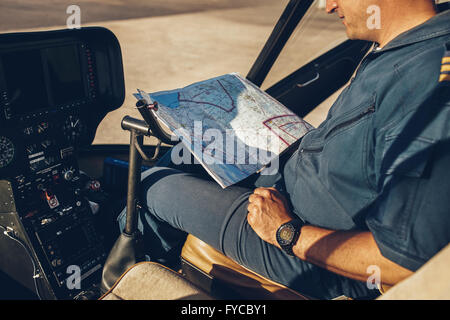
left=134, top=73, right=313, bottom=188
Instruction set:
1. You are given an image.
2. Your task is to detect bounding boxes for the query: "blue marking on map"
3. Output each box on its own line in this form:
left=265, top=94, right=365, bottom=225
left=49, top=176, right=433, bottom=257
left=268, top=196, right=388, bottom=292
left=151, top=92, right=180, bottom=109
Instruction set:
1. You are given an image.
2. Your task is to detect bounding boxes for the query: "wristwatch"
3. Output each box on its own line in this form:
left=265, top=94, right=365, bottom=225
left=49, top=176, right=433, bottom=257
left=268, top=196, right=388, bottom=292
left=276, top=219, right=304, bottom=256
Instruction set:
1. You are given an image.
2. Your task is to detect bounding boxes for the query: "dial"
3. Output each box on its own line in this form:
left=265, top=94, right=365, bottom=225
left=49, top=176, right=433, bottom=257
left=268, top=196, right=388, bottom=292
left=0, top=136, right=15, bottom=169
left=63, top=115, right=85, bottom=144
left=279, top=227, right=294, bottom=242
left=62, top=166, right=75, bottom=181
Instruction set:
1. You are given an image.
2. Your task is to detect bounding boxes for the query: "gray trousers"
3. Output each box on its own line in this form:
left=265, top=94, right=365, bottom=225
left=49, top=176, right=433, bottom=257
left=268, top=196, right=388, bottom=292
left=117, top=150, right=379, bottom=300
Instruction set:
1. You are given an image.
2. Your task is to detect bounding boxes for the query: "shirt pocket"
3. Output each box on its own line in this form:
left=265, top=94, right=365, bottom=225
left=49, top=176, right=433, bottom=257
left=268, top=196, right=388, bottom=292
left=292, top=96, right=377, bottom=229
left=299, top=95, right=376, bottom=192
left=301, top=94, right=376, bottom=150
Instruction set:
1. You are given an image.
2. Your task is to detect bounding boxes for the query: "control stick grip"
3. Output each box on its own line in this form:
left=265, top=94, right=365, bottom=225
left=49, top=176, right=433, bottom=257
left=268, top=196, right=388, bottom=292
left=136, top=99, right=178, bottom=145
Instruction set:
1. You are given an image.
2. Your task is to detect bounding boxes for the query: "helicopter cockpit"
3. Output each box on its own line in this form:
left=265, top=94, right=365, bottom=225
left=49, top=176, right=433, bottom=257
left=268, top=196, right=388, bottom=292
left=1, top=0, right=449, bottom=302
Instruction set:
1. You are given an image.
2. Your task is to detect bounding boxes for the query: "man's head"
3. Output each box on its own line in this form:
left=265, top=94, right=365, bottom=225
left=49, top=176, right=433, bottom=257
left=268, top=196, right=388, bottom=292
left=326, top=0, right=376, bottom=40
left=326, top=0, right=437, bottom=46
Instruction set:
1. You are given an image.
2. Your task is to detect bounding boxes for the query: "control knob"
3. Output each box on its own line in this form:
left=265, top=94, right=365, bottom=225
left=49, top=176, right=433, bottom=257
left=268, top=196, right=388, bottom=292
left=62, top=168, right=75, bottom=181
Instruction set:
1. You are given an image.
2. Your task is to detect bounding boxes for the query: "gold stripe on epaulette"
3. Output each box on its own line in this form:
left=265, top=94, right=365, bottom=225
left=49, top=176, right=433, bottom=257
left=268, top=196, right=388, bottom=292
left=439, top=73, right=450, bottom=82
left=441, top=65, right=450, bottom=73
left=443, top=57, right=450, bottom=64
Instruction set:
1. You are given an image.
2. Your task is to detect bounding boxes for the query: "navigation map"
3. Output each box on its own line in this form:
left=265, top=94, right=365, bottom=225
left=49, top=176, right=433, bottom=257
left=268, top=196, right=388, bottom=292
left=135, top=73, right=313, bottom=188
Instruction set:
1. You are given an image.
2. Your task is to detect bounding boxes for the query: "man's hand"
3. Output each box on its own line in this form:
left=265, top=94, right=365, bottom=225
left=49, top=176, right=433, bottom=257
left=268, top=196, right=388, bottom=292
left=247, top=188, right=414, bottom=285
left=247, top=187, right=294, bottom=247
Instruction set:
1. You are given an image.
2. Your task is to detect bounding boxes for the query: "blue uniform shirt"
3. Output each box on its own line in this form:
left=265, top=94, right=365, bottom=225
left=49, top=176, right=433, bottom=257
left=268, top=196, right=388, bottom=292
left=284, top=10, right=450, bottom=271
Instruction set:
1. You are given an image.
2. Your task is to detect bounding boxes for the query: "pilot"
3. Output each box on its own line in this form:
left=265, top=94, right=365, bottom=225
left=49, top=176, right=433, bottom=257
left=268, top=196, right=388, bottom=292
left=118, top=0, right=450, bottom=299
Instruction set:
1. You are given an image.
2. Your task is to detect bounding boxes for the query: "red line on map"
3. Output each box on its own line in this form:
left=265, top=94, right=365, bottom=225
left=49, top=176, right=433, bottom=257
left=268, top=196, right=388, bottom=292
left=263, top=114, right=302, bottom=146
left=279, top=121, right=301, bottom=128
left=178, top=80, right=236, bottom=113
left=263, top=114, right=298, bottom=123
left=278, top=121, right=305, bottom=141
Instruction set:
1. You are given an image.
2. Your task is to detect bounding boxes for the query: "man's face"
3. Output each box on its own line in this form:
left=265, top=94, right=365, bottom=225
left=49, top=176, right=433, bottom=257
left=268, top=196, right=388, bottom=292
left=326, top=0, right=380, bottom=40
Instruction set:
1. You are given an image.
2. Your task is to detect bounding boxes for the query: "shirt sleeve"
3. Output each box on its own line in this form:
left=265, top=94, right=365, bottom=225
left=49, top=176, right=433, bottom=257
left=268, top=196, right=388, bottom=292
left=366, top=85, right=450, bottom=271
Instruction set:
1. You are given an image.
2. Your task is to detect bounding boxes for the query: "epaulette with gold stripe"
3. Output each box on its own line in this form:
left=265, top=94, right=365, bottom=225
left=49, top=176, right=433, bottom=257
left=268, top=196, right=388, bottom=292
left=440, top=43, right=450, bottom=83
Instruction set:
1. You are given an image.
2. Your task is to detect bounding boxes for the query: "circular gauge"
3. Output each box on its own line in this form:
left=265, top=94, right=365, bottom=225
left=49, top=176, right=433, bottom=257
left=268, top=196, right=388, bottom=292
left=63, top=115, right=86, bottom=144
left=0, top=136, right=15, bottom=169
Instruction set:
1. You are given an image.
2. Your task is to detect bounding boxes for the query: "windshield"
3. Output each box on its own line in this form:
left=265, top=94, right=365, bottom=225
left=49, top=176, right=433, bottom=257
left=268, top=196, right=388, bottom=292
left=261, top=0, right=348, bottom=91
left=0, top=0, right=289, bottom=145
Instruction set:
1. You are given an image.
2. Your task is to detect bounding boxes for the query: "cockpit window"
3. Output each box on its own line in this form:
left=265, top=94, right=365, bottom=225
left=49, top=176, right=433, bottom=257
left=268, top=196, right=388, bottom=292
left=92, top=1, right=290, bottom=145
left=0, top=0, right=289, bottom=145
left=261, top=0, right=348, bottom=91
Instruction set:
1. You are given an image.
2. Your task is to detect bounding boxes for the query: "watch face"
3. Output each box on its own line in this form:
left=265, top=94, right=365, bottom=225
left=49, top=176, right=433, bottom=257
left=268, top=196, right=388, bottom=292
left=277, top=220, right=302, bottom=256
left=279, top=225, right=295, bottom=244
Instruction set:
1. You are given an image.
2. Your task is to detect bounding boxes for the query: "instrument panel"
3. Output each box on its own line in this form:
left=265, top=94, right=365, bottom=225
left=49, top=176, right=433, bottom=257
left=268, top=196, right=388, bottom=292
left=0, top=28, right=125, bottom=299
left=0, top=42, right=94, bottom=178
left=0, top=112, right=88, bottom=178
left=0, top=28, right=125, bottom=181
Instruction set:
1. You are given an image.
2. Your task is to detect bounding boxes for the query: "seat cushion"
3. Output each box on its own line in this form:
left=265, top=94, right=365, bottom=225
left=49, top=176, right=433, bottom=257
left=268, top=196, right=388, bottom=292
left=181, top=235, right=308, bottom=300
left=100, top=261, right=212, bottom=300
left=378, top=243, right=450, bottom=300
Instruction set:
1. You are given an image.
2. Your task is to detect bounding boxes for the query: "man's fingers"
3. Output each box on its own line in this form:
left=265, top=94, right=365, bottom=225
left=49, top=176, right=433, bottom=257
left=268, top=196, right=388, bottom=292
left=265, top=187, right=283, bottom=197
left=247, top=204, right=258, bottom=225
left=247, top=201, right=262, bottom=216
left=253, top=188, right=273, bottom=199
left=249, top=194, right=263, bottom=205
left=254, top=187, right=286, bottom=201
left=247, top=210, right=255, bottom=227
